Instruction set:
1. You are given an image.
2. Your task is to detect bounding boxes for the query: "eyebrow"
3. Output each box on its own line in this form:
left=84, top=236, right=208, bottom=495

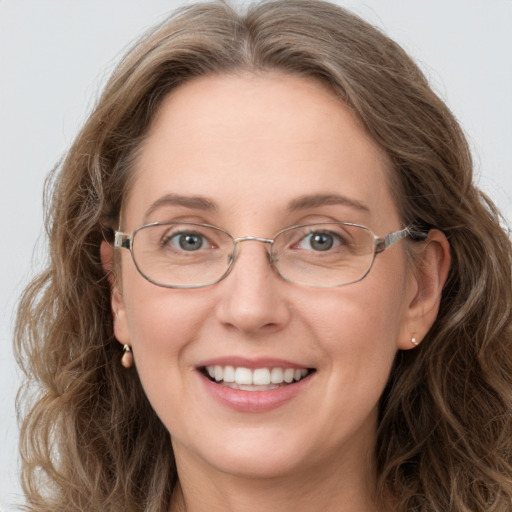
left=143, top=193, right=217, bottom=223
left=287, top=193, right=370, bottom=213
left=142, top=192, right=369, bottom=224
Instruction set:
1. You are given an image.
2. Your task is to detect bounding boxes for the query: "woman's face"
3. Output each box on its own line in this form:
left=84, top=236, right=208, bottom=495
left=110, top=73, right=421, bottom=482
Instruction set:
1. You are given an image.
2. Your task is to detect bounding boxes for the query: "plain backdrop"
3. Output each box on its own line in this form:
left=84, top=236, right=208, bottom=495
left=1, top=1, right=511, bottom=509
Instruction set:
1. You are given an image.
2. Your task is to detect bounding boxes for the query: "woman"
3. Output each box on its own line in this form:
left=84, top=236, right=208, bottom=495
left=15, top=1, right=512, bottom=511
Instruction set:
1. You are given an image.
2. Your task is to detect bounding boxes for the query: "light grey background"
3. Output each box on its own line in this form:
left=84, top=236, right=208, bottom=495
left=1, top=1, right=511, bottom=509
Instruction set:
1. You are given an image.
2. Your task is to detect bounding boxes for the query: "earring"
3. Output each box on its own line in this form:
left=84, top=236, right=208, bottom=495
left=121, top=344, right=133, bottom=368
left=411, top=337, right=419, bottom=346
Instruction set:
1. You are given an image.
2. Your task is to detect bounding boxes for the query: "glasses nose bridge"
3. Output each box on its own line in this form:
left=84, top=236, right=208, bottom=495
left=233, top=236, right=274, bottom=246
left=230, top=236, right=275, bottom=262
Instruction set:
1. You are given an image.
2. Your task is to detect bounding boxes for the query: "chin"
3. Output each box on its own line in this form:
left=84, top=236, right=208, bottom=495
left=173, top=429, right=316, bottom=480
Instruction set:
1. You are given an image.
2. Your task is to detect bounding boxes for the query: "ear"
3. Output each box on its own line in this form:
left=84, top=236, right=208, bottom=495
left=398, top=229, right=451, bottom=350
left=100, top=240, right=131, bottom=346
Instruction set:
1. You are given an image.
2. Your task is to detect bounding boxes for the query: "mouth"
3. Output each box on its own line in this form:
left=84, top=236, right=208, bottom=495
left=200, top=365, right=316, bottom=391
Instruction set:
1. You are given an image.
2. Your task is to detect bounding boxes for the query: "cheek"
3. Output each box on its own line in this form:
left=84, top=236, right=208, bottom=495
left=124, top=289, right=210, bottom=356
left=119, top=286, right=216, bottom=432
left=116, top=261, right=214, bottom=387
left=304, top=264, right=409, bottom=395
left=307, top=274, right=407, bottom=351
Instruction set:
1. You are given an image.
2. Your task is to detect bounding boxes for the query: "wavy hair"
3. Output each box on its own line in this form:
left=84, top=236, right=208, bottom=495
left=15, top=1, right=512, bottom=510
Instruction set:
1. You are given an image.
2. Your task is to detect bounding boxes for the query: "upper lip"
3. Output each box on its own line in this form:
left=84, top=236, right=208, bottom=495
left=196, top=356, right=314, bottom=370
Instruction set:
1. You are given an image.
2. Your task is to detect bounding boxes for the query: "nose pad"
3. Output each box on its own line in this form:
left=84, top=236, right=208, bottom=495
left=268, top=250, right=279, bottom=266
left=226, top=243, right=241, bottom=266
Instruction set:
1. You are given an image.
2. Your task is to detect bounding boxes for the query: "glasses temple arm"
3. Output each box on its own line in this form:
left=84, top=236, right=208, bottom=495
left=375, top=226, right=429, bottom=254
left=114, top=232, right=132, bottom=250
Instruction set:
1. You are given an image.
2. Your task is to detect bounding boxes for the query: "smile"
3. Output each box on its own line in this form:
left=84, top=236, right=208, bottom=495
left=202, top=365, right=314, bottom=391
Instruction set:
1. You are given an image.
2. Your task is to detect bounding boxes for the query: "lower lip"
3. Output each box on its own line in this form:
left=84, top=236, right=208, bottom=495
left=200, top=373, right=313, bottom=413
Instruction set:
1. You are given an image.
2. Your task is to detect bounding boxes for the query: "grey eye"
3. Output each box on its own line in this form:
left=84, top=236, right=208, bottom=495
left=299, top=232, right=339, bottom=251
left=167, top=232, right=207, bottom=251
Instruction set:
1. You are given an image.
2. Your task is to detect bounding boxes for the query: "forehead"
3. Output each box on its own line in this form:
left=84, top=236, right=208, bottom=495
left=124, top=73, right=399, bottom=231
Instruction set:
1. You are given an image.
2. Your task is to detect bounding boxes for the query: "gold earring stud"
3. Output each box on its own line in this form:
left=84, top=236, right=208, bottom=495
left=121, top=344, right=133, bottom=368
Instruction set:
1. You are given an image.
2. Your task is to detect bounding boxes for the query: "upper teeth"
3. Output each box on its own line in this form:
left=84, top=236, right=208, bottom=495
left=206, top=366, right=309, bottom=386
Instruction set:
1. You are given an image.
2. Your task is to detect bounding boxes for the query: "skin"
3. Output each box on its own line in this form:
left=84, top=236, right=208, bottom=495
left=101, top=73, right=450, bottom=512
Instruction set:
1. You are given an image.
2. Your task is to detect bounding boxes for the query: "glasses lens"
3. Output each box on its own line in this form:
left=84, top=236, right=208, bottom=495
left=131, top=223, right=233, bottom=288
left=273, top=223, right=375, bottom=287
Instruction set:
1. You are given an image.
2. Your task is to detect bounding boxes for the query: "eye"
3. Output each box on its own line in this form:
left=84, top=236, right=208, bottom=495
left=165, top=231, right=210, bottom=251
left=298, top=231, right=342, bottom=252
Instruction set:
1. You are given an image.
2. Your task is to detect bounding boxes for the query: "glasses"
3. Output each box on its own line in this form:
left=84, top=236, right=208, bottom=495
left=114, top=221, right=419, bottom=289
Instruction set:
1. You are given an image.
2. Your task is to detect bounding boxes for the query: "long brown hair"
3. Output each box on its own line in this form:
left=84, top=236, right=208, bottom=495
left=15, top=1, right=512, bottom=510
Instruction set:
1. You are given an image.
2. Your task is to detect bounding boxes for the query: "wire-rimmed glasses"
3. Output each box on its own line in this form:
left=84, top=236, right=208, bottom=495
left=114, top=221, right=420, bottom=289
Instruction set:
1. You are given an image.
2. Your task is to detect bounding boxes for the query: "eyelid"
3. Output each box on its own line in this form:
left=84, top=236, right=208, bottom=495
left=290, top=213, right=363, bottom=227
left=144, top=213, right=221, bottom=228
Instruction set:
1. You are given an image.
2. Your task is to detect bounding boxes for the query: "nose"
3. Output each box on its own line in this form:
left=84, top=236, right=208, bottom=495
left=215, top=240, right=291, bottom=335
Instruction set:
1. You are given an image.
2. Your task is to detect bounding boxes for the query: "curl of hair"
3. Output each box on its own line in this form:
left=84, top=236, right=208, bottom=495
left=15, top=1, right=512, bottom=510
